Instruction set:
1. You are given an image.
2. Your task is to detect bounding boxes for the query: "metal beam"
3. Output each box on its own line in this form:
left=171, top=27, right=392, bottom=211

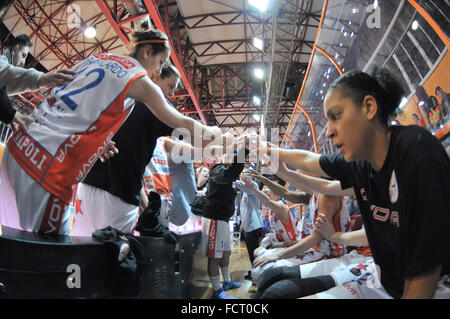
left=143, top=0, right=206, bottom=124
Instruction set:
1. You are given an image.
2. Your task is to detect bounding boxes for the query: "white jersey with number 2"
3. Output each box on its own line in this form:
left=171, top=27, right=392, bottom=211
left=7, top=53, right=147, bottom=204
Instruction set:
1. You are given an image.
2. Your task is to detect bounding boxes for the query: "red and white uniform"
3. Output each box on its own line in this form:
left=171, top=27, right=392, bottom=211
left=142, top=138, right=172, bottom=226
left=258, top=203, right=298, bottom=254
left=72, top=182, right=139, bottom=236
left=252, top=194, right=351, bottom=285
left=73, top=138, right=171, bottom=236
left=0, top=53, right=146, bottom=234
left=297, top=194, right=351, bottom=258
left=201, top=217, right=232, bottom=259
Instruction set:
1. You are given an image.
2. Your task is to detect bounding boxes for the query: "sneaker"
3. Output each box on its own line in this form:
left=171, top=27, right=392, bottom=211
left=212, top=288, right=236, bottom=299
left=223, top=278, right=242, bottom=291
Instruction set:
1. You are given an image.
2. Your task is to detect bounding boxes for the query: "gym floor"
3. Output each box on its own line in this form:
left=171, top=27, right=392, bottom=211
left=200, top=240, right=256, bottom=299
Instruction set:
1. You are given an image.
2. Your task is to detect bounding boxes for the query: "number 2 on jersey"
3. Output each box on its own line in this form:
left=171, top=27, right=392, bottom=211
left=59, top=68, right=105, bottom=111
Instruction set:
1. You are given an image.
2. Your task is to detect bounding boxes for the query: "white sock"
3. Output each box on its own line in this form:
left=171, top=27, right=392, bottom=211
left=221, top=266, right=231, bottom=282
left=210, top=275, right=221, bottom=291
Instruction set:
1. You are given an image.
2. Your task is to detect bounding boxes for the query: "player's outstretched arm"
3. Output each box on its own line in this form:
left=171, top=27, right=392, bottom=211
left=244, top=179, right=290, bottom=223
left=315, top=213, right=368, bottom=247
left=279, top=168, right=355, bottom=197
left=248, top=134, right=327, bottom=177
left=250, top=170, right=311, bottom=204
left=127, top=76, right=222, bottom=147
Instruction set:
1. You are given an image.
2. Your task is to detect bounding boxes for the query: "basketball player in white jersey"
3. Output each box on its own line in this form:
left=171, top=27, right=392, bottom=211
left=251, top=187, right=350, bottom=286
left=0, top=29, right=225, bottom=235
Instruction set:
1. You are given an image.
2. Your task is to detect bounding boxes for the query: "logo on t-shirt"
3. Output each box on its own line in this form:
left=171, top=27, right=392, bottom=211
left=389, top=170, right=399, bottom=204
left=360, top=188, right=367, bottom=201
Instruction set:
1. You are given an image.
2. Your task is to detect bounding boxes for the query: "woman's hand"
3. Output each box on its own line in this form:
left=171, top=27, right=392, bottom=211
left=314, top=213, right=335, bottom=240
left=253, top=251, right=281, bottom=268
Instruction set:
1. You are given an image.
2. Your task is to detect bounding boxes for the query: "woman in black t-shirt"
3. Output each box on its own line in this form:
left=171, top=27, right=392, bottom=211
left=250, top=66, right=450, bottom=299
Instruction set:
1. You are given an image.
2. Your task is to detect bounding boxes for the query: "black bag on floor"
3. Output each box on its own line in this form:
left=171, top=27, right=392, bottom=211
left=135, top=192, right=177, bottom=244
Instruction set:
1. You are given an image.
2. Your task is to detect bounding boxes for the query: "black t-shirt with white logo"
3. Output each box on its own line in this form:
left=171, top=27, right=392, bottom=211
left=319, top=125, right=450, bottom=298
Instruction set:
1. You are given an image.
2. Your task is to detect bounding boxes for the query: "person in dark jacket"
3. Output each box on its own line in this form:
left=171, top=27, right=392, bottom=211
left=201, top=146, right=248, bottom=299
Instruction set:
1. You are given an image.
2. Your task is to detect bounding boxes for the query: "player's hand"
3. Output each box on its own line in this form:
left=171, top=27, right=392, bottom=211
left=38, top=69, right=76, bottom=88
left=240, top=173, right=255, bottom=189
left=99, top=140, right=119, bottom=162
left=249, top=169, right=264, bottom=181
left=253, top=246, right=264, bottom=257
left=314, top=213, right=335, bottom=240
left=10, top=111, right=36, bottom=132
left=253, top=252, right=280, bottom=268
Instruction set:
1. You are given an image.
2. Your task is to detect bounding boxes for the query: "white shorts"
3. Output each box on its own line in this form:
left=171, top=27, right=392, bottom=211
left=316, top=275, right=450, bottom=299
left=252, top=248, right=327, bottom=286
left=308, top=250, right=450, bottom=299
left=0, top=148, right=70, bottom=234
left=299, top=249, right=373, bottom=278
left=201, top=217, right=231, bottom=259
left=71, top=182, right=139, bottom=236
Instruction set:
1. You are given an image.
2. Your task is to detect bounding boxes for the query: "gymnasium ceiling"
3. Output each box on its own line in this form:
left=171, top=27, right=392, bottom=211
left=1, top=1, right=449, bottom=155
left=1, top=0, right=324, bottom=144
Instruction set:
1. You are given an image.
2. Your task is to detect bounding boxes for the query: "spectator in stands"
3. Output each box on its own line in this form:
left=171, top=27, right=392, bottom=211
left=0, top=34, right=74, bottom=130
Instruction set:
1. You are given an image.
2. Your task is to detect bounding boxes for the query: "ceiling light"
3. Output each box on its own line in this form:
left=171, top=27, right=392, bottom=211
left=254, top=68, right=264, bottom=79
left=253, top=96, right=261, bottom=105
left=249, top=0, right=269, bottom=12
left=399, top=97, right=408, bottom=109
left=253, top=37, right=264, bottom=50
left=253, top=114, right=261, bottom=121
left=411, top=20, right=419, bottom=30
left=84, top=26, right=96, bottom=38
